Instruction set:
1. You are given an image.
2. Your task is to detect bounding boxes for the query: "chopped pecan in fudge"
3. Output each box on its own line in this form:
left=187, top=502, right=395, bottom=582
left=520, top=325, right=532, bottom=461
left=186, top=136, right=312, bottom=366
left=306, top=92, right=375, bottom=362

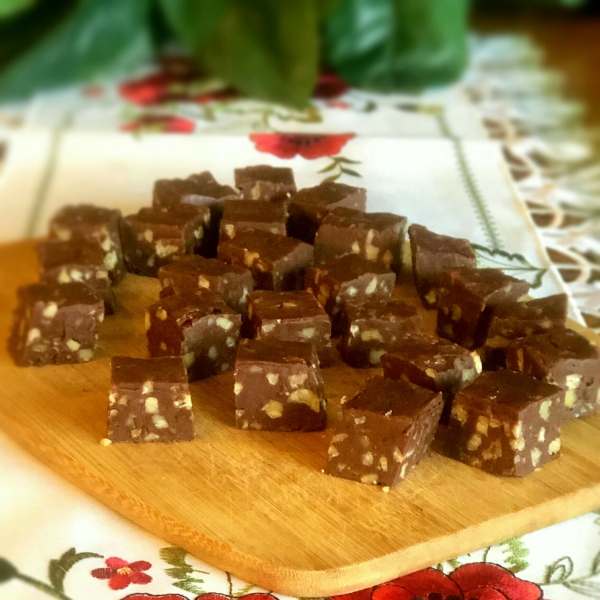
left=234, top=165, right=296, bottom=202
left=287, top=181, right=366, bottom=244
left=314, top=207, right=407, bottom=274
left=218, top=229, right=313, bottom=291
left=481, top=294, right=568, bottom=369
left=324, top=376, right=443, bottom=488
left=248, top=290, right=333, bottom=365
left=408, top=224, right=477, bottom=308
left=446, top=370, right=564, bottom=476
left=506, top=327, right=600, bottom=419
left=234, top=339, right=326, bottom=431
left=381, top=333, right=481, bottom=424
left=37, top=239, right=116, bottom=314
left=121, top=205, right=209, bottom=277
left=153, top=172, right=238, bottom=257
left=305, top=254, right=395, bottom=334
left=338, top=298, right=422, bottom=367
left=436, top=267, right=530, bottom=349
left=146, top=293, right=241, bottom=380
left=108, top=356, right=193, bottom=443
left=158, top=254, right=253, bottom=315
left=220, top=199, right=287, bottom=241
left=49, top=204, right=126, bottom=283
left=8, top=282, right=104, bottom=366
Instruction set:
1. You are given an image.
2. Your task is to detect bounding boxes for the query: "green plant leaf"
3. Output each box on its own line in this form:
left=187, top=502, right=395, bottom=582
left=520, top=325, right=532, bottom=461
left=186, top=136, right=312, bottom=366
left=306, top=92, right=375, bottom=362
left=158, top=0, right=231, bottom=56
left=544, top=556, right=574, bottom=585
left=341, top=167, right=362, bottom=177
left=48, top=548, right=103, bottom=593
left=173, top=577, right=206, bottom=595
left=324, top=0, right=469, bottom=91
left=0, top=0, right=36, bottom=20
left=199, top=0, right=320, bottom=108
left=0, top=0, right=153, bottom=101
left=472, top=244, right=547, bottom=289
left=500, top=538, right=530, bottom=574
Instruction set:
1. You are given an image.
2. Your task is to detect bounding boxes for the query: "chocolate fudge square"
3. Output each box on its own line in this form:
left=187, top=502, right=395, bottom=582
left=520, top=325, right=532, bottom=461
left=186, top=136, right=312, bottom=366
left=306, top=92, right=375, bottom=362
left=408, top=224, right=477, bottom=308
left=314, top=207, right=407, bottom=274
left=158, top=255, right=253, bottom=315
left=121, top=205, right=209, bottom=277
left=324, top=376, right=443, bottom=488
left=220, top=199, right=287, bottom=241
left=108, top=356, right=193, bottom=443
left=234, top=339, right=326, bottom=431
left=248, top=290, right=332, bottom=365
left=436, top=267, right=530, bottom=350
left=8, top=282, right=104, bottom=366
left=482, top=294, right=568, bottom=369
left=305, top=254, right=395, bottom=333
left=287, top=181, right=367, bottom=244
left=37, top=239, right=116, bottom=314
left=506, top=327, right=600, bottom=419
left=234, top=165, right=296, bottom=202
left=447, top=370, right=564, bottom=477
left=49, top=204, right=126, bottom=283
left=146, top=293, right=241, bottom=380
left=338, top=298, right=422, bottom=367
left=381, top=333, right=482, bottom=424
left=153, top=173, right=239, bottom=257
left=218, top=230, right=313, bottom=291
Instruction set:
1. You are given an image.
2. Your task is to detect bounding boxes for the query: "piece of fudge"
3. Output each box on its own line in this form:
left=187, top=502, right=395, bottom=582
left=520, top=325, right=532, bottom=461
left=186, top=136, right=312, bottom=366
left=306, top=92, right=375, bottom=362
left=8, top=282, right=104, bottom=366
left=108, top=356, right=194, bottom=443
left=408, top=224, right=477, bottom=308
left=381, top=334, right=482, bottom=424
left=481, top=294, right=568, bottom=369
left=287, top=181, right=367, bottom=244
left=49, top=204, right=126, bottom=283
left=446, top=370, right=564, bottom=477
left=37, top=239, right=116, bottom=315
left=217, top=230, right=313, bottom=291
left=338, top=298, right=422, bottom=367
left=234, top=165, right=296, bottom=202
left=146, top=293, right=241, bottom=380
left=158, top=255, right=253, bottom=315
left=436, top=267, right=530, bottom=350
left=234, top=339, right=326, bottom=431
left=314, top=207, right=407, bottom=275
left=248, top=290, right=333, bottom=365
left=153, top=172, right=239, bottom=257
left=324, top=376, right=443, bottom=488
left=305, top=254, right=395, bottom=334
left=506, top=327, right=600, bottom=419
left=219, top=199, right=287, bottom=241
left=121, top=205, right=209, bottom=277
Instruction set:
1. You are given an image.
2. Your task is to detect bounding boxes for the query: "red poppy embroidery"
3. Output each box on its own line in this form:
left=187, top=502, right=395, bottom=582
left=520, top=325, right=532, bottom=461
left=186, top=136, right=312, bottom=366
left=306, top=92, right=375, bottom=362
left=91, top=557, right=152, bottom=590
left=313, top=72, right=349, bottom=100
left=249, top=133, right=355, bottom=160
left=330, top=564, right=542, bottom=600
left=121, top=115, right=195, bottom=134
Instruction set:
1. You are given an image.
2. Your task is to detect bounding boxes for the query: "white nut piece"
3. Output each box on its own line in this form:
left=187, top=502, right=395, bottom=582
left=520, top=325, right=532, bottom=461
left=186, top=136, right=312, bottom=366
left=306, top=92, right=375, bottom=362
left=288, top=388, right=321, bottom=412
left=183, top=352, right=195, bottom=368
left=142, top=381, right=153, bottom=394
left=300, top=327, right=316, bottom=339
left=78, top=349, right=93, bottom=362
left=43, top=302, right=58, bottom=319
left=152, top=414, right=169, bottom=429
left=66, top=339, right=81, bottom=352
left=539, top=400, right=551, bottom=421
left=331, top=433, right=348, bottom=443
left=155, top=240, right=179, bottom=257
left=365, top=277, right=377, bottom=295
left=379, top=456, right=388, bottom=472
left=144, top=433, right=160, bottom=442
left=328, top=444, right=339, bottom=458
left=351, top=241, right=360, bottom=254
left=262, top=400, right=283, bottom=419
left=548, top=438, right=561, bottom=455
left=531, top=447, right=542, bottom=468
left=208, top=346, right=218, bottom=360
left=475, top=416, right=489, bottom=436
left=261, top=323, right=276, bottom=333
left=360, top=473, right=378, bottom=485
left=156, top=308, right=168, bottom=321
left=104, top=251, right=118, bottom=271
left=361, top=329, right=384, bottom=342
left=145, top=397, right=159, bottom=414
left=266, top=373, right=279, bottom=385
left=361, top=452, right=374, bottom=466
left=216, top=317, right=233, bottom=331
left=234, top=382, right=243, bottom=395
left=369, top=349, right=386, bottom=364
left=26, top=328, right=41, bottom=345
left=226, top=336, right=236, bottom=347
left=466, top=434, right=482, bottom=451
left=198, top=275, right=210, bottom=289
left=354, top=416, right=366, bottom=425
left=144, top=229, right=154, bottom=243
left=288, top=373, right=308, bottom=388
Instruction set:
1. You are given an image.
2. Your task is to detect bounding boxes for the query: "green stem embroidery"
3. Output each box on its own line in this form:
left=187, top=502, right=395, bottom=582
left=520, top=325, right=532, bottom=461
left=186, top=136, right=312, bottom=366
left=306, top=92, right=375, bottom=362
left=15, top=573, right=73, bottom=600
left=436, top=112, right=503, bottom=251
left=318, top=155, right=362, bottom=183
left=227, top=570, right=233, bottom=597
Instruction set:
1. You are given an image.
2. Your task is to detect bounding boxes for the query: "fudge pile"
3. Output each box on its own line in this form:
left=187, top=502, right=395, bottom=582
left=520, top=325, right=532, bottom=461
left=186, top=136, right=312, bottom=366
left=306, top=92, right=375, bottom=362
left=8, top=165, right=600, bottom=491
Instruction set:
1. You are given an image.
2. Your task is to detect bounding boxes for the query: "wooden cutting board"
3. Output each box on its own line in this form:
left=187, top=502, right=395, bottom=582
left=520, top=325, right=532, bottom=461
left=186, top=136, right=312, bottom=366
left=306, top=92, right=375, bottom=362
left=1, top=239, right=600, bottom=597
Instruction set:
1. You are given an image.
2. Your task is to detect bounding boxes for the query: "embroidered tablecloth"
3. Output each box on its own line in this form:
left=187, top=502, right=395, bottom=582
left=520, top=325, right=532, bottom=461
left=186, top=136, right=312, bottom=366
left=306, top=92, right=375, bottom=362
left=2, top=34, right=600, bottom=600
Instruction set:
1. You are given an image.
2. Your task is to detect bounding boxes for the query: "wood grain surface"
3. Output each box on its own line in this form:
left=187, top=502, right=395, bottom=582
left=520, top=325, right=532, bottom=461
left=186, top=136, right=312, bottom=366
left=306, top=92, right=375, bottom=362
left=1, top=240, right=600, bottom=597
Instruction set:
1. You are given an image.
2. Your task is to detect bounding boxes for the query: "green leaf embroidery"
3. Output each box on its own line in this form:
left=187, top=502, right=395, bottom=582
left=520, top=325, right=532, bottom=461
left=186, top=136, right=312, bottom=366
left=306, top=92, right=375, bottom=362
left=318, top=161, right=338, bottom=174
left=472, top=243, right=547, bottom=289
left=48, top=548, right=103, bottom=594
left=563, top=580, right=600, bottom=598
left=234, top=582, right=257, bottom=597
left=321, top=173, right=341, bottom=183
left=591, top=550, right=600, bottom=576
left=160, top=546, right=208, bottom=595
left=545, top=556, right=574, bottom=585
left=336, top=157, right=362, bottom=164
left=340, top=167, right=362, bottom=177
left=500, top=538, right=530, bottom=574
